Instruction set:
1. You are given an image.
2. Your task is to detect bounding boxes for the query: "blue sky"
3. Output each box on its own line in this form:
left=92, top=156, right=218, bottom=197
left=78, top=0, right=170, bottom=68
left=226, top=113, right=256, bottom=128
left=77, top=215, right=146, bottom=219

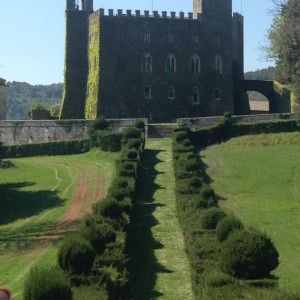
left=0, top=0, right=275, bottom=85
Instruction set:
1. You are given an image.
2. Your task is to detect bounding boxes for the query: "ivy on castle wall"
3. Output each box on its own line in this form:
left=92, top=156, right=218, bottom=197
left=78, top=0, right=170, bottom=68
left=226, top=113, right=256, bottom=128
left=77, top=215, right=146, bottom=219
left=273, top=81, right=293, bottom=113
left=85, top=14, right=101, bottom=120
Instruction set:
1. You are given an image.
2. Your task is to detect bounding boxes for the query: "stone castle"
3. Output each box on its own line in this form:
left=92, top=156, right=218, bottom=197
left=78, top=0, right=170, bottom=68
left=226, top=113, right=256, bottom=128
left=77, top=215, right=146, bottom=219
left=60, top=0, right=245, bottom=122
left=0, top=78, right=8, bottom=120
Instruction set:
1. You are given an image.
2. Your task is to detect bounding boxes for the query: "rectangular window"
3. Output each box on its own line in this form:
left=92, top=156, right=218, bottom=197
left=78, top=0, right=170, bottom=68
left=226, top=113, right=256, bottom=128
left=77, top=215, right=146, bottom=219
left=192, top=34, right=199, bottom=44
left=168, top=86, right=175, bottom=99
left=144, top=32, right=151, bottom=44
left=144, top=86, right=151, bottom=99
left=193, top=87, right=200, bottom=104
left=214, top=87, right=221, bottom=100
left=168, top=33, right=174, bottom=44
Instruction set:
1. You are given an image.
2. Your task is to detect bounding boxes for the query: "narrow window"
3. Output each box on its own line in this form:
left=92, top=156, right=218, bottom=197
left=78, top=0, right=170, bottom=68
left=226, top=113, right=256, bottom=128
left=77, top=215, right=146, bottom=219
left=168, top=86, right=175, bottom=99
left=166, top=54, right=176, bottom=73
left=193, top=87, right=200, bottom=104
left=192, top=34, right=199, bottom=44
left=168, top=33, right=174, bottom=44
left=142, top=53, right=152, bottom=72
left=144, top=85, right=151, bottom=99
left=144, top=32, right=151, bottom=44
left=214, top=87, right=221, bottom=100
left=213, top=55, right=222, bottom=74
left=190, top=54, right=201, bottom=74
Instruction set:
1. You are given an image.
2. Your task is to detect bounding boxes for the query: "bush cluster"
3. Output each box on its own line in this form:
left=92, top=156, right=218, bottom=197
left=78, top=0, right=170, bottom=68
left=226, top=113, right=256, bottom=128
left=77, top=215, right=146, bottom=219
left=171, top=124, right=281, bottom=298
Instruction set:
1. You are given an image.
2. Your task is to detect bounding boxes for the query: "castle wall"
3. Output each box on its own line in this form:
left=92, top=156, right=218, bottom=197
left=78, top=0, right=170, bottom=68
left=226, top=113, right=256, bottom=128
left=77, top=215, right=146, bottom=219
left=92, top=9, right=234, bottom=122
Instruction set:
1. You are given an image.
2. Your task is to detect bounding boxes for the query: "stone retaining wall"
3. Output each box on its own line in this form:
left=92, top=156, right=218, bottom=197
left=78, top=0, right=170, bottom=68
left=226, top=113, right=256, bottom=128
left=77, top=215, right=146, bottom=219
left=0, top=119, right=147, bottom=146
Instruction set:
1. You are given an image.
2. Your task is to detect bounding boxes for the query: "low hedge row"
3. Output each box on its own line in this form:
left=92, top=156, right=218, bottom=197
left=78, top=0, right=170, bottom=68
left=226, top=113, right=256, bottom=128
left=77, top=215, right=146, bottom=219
left=172, top=128, right=284, bottom=298
left=23, top=120, right=146, bottom=300
left=190, top=116, right=300, bottom=148
left=2, top=139, right=90, bottom=158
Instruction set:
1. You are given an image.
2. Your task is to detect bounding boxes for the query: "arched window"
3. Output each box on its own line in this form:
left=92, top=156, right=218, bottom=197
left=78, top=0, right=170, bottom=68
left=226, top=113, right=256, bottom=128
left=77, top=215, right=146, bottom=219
left=190, top=54, right=201, bottom=74
left=166, top=54, right=176, bottom=73
left=168, top=86, right=175, bottom=99
left=193, top=87, right=200, bottom=104
left=213, top=55, right=222, bottom=74
left=214, top=87, right=221, bottom=100
left=144, top=85, right=152, bottom=99
left=142, top=53, right=152, bottom=72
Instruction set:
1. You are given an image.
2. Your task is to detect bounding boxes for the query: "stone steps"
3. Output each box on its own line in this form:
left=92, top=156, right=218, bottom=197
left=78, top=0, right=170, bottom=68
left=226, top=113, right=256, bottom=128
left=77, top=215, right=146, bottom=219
left=147, top=123, right=177, bottom=138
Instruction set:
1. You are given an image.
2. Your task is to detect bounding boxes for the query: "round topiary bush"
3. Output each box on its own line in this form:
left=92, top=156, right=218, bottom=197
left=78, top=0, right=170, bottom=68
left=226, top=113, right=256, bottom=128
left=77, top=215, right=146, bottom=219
left=216, top=216, right=244, bottom=242
left=97, top=131, right=122, bottom=152
left=58, top=236, right=96, bottom=275
left=92, top=116, right=109, bottom=130
left=191, top=195, right=208, bottom=209
left=134, top=119, right=145, bottom=131
left=126, top=149, right=138, bottom=160
left=182, top=139, right=192, bottom=147
left=201, top=208, right=226, bottom=230
left=188, top=177, right=203, bottom=189
left=123, top=127, right=141, bottom=139
left=24, top=266, right=72, bottom=300
left=174, top=131, right=189, bottom=143
left=184, top=160, right=199, bottom=172
left=186, top=152, right=195, bottom=160
left=113, top=178, right=129, bottom=189
left=220, top=229, right=280, bottom=279
left=94, top=198, right=123, bottom=218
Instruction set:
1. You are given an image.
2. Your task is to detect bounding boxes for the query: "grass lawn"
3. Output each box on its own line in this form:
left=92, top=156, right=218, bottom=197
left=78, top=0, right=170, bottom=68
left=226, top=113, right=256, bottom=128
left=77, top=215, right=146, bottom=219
left=127, top=139, right=193, bottom=299
left=0, top=149, right=118, bottom=299
left=201, top=132, right=300, bottom=294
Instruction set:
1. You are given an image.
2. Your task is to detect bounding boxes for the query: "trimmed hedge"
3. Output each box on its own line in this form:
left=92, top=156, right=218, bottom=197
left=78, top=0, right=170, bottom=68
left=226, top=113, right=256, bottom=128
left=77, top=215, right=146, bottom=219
left=3, top=139, right=90, bottom=158
left=97, top=130, right=122, bottom=152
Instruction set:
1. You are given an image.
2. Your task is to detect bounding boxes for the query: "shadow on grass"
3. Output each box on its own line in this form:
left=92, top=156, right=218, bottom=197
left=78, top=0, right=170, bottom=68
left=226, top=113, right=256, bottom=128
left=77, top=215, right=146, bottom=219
left=126, top=149, right=172, bottom=300
left=0, top=182, right=64, bottom=226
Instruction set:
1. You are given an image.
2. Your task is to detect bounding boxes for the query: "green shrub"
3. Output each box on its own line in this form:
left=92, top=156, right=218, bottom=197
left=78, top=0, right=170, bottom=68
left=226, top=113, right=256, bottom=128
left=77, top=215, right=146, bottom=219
left=92, top=116, right=109, bottom=130
left=81, top=222, right=116, bottom=254
left=58, top=236, right=96, bottom=275
left=205, top=270, right=233, bottom=287
left=174, top=125, right=188, bottom=132
left=97, top=130, right=122, bottom=152
left=24, top=266, right=72, bottom=300
left=94, top=198, right=124, bottom=218
left=126, top=138, right=141, bottom=150
left=201, top=208, right=226, bottom=230
left=220, top=229, right=280, bottom=279
left=216, top=216, right=244, bottom=242
left=182, top=139, right=192, bottom=147
left=126, top=149, right=138, bottom=160
left=123, top=127, right=141, bottom=139
left=109, top=187, right=128, bottom=201
left=188, top=177, right=203, bottom=189
left=117, top=161, right=137, bottom=178
left=184, top=160, right=199, bottom=172
left=134, top=119, right=145, bottom=131
left=186, top=152, right=195, bottom=160
left=173, top=131, right=189, bottom=143
left=88, top=127, right=98, bottom=147
left=191, top=195, right=216, bottom=209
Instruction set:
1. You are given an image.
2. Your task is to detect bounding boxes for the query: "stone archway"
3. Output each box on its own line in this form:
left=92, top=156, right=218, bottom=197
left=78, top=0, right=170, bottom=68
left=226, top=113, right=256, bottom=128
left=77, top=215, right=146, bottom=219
left=236, top=80, right=291, bottom=114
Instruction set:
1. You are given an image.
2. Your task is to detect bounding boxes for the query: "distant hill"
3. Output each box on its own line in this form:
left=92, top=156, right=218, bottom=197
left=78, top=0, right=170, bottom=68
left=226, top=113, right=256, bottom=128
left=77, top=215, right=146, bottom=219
left=7, top=82, right=63, bottom=120
left=244, top=67, right=277, bottom=81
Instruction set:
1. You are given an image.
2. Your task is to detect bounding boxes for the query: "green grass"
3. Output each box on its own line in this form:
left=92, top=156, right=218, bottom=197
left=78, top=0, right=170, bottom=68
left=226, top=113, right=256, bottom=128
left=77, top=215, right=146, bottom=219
left=127, top=139, right=193, bottom=299
left=0, top=149, right=118, bottom=299
left=201, top=132, right=300, bottom=294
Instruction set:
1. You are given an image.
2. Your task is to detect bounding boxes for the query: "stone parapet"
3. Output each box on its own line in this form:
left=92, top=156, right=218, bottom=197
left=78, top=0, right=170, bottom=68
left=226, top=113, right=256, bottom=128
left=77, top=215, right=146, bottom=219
left=177, top=113, right=297, bottom=130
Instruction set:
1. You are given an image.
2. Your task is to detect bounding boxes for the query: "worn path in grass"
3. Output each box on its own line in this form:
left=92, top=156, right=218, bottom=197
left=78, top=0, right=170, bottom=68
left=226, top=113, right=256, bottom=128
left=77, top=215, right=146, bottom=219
left=127, top=139, right=193, bottom=299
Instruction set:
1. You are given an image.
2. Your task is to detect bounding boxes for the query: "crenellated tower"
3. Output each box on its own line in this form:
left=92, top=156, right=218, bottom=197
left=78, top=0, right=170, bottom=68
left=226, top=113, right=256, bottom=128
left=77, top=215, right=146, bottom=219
left=194, top=0, right=232, bottom=20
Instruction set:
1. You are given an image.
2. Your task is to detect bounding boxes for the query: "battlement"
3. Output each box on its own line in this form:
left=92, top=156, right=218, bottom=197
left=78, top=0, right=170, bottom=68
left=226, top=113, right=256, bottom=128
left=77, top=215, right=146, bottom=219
left=91, top=8, right=202, bottom=20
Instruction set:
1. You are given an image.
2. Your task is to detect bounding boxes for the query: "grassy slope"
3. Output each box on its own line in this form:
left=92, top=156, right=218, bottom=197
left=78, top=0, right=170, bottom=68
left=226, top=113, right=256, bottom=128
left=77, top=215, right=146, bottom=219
left=127, top=139, right=193, bottom=299
left=201, top=132, right=300, bottom=294
left=0, top=149, right=118, bottom=299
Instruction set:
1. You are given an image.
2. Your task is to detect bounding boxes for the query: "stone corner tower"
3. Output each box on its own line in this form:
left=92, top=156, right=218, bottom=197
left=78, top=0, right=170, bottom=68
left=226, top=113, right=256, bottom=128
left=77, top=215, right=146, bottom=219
left=60, top=0, right=94, bottom=119
left=0, top=78, right=8, bottom=120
